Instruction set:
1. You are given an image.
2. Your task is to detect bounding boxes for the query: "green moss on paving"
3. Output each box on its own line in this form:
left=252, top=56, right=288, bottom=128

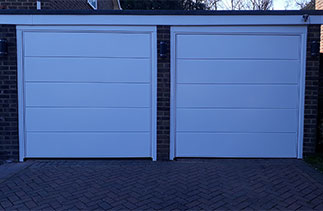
left=305, top=154, right=323, bottom=173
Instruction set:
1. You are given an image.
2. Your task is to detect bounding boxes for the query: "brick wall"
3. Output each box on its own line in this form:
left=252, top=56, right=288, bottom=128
left=316, top=0, right=323, bottom=53
left=0, top=25, right=18, bottom=161
left=318, top=54, right=323, bottom=152
left=0, top=0, right=42, bottom=9
left=157, top=26, right=170, bottom=161
left=304, top=25, right=321, bottom=154
left=316, top=0, right=323, bottom=9
left=0, top=0, right=118, bottom=10
left=315, top=0, right=323, bottom=152
left=320, top=56, right=323, bottom=109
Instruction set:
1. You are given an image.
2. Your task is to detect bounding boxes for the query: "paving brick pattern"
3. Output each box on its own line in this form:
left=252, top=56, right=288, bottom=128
left=0, top=159, right=322, bottom=210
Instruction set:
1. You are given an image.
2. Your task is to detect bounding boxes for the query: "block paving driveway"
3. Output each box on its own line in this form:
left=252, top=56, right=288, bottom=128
left=0, top=159, right=323, bottom=210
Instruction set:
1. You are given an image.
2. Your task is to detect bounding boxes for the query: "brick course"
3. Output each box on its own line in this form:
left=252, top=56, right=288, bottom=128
left=0, top=0, right=41, bottom=9
left=0, top=25, right=18, bottom=161
left=0, top=0, right=117, bottom=10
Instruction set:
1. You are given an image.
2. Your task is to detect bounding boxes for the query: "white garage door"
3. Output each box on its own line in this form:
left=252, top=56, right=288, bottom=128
left=19, top=26, right=156, bottom=160
left=171, top=26, right=306, bottom=158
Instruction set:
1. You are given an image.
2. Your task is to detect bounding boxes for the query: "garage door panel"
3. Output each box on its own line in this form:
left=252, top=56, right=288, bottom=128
left=177, top=35, right=299, bottom=59
left=177, top=60, right=299, bottom=84
left=176, top=133, right=297, bottom=157
left=176, top=85, right=298, bottom=108
left=22, top=28, right=155, bottom=159
left=26, top=108, right=150, bottom=132
left=26, top=83, right=150, bottom=107
left=176, top=109, right=298, bottom=132
left=26, top=133, right=151, bottom=157
left=25, top=32, right=151, bottom=57
left=25, top=58, right=151, bottom=83
left=173, top=27, right=303, bottom=158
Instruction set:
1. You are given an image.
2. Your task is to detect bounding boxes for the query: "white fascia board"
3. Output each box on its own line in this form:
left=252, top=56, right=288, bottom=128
left=1, top=15, right=323, bottom=25
left=0, top=15, right=33, bottom=24
left=306, top=15, right=323, bottom=24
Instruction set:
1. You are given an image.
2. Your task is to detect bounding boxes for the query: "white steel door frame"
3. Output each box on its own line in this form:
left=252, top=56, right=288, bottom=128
left=170, top=26, right=307, bottom=160
left=17, top=25, right=157, bottom=161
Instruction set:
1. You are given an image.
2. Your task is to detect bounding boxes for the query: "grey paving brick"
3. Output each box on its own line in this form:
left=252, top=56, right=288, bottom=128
left=0, top=159, right=322, bottom=210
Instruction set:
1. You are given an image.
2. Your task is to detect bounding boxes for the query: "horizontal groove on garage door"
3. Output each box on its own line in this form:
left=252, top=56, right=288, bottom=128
left=25, top=58, right=151, bottom=83
left=26, top=133, right=151, bottom=157
left=24, top=32, right=151, bottom=57
left=176, top=109, right=298, bottom=132
left=25, top=108, right=151, bottom=132
left=26, top=83, right=151, bottom=107
left=175, top=133, right=297, bottom=157
left=176, top=85, right=298, bottom=108
left=176, top=60, right=300, bottom=84
left=177, top=58, right=299, bottom=60
left=176, top=34, right=300, bottom=59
